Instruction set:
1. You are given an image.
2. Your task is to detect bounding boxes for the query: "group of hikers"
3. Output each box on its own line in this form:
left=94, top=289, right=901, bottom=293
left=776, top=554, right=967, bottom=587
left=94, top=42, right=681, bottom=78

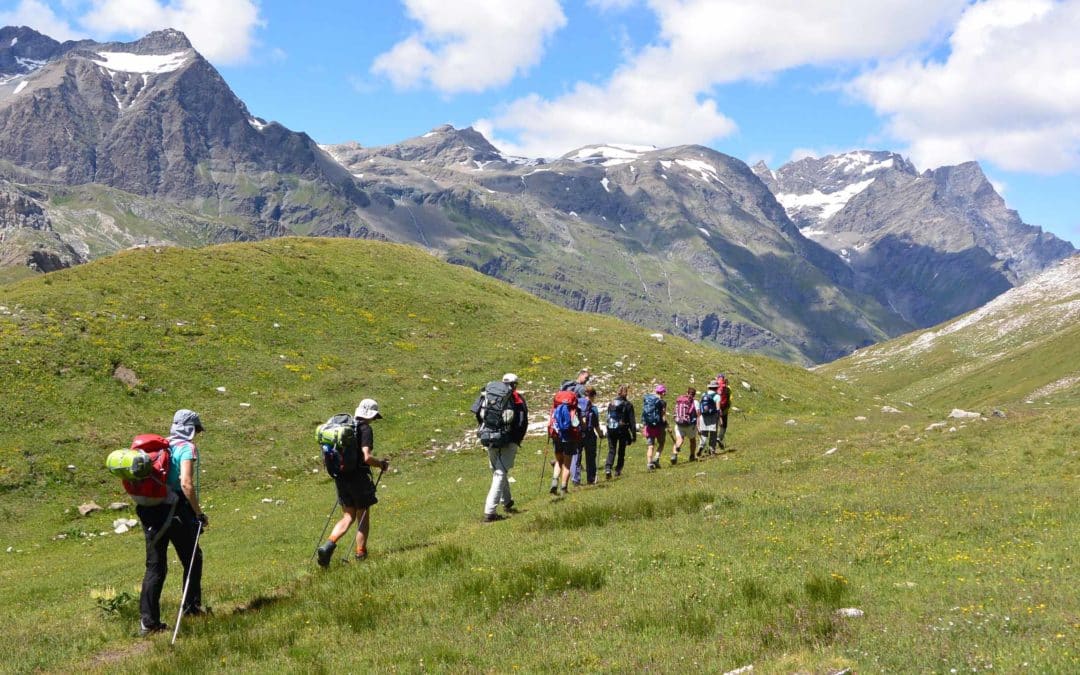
left=471, top=367, right=732, bottom=522
left=109, top=368, right=730, bottom=638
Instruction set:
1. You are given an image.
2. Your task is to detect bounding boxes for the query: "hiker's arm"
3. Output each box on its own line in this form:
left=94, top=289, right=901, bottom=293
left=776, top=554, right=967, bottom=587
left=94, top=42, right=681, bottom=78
left=362, top=444, right=389, bottom=472
left=179, top=458, right=205, bottom=523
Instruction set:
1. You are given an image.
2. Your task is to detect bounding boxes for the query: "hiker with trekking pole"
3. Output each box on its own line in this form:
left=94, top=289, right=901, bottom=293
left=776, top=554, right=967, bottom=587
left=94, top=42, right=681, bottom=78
left=315, top=398, right=389, bottom=566
left=472, top=373, right=528, bottom=522
left=105, top=409, right=209, bottom=638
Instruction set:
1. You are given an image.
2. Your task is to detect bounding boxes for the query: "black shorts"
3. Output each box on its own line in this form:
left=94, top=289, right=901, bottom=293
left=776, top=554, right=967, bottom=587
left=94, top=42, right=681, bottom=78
left=334, top=470, right=378, bottom=509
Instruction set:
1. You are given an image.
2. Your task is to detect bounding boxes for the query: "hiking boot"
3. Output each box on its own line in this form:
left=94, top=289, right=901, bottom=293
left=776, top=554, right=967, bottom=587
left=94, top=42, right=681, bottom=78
left=351, top=551, right=368, bottom=561
left=549, top=485, right=558, bottom=495
left=670, top=455, right=678, bottom=465
left=688, top=454, right=697, bottom=462
left=182, top=605, right=210, bottom=617
left=316, top=540, right=336, bottom=568
left=559, top=485, right=569, bottom=495
left=139, top=621, right=169, bottom=637
left=604, top=471, right=612, bottom=480
left=483, top=512, right=506, bottom=523
left=503, top=500, right=518, bottom=514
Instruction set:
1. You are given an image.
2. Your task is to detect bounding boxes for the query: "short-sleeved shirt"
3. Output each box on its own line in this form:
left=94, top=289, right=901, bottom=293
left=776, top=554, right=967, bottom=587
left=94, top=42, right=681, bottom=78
left=167, top=438, right=198, bottom=497
left=336, top=421, right=377, bottom=508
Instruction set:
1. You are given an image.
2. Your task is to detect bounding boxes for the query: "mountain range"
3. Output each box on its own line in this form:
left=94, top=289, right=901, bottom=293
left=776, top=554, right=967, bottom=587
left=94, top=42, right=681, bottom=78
left=0, top=27, right=1073, bottom=363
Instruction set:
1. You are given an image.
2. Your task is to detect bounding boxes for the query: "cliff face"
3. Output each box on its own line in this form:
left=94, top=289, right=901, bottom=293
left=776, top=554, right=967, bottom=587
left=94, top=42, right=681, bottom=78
left=757, top=152, right=1075, bottom=327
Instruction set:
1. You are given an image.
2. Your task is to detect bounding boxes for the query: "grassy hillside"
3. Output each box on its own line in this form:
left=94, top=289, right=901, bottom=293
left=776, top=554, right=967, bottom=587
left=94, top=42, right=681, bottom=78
left=0, top=239, right=1075, bottom=673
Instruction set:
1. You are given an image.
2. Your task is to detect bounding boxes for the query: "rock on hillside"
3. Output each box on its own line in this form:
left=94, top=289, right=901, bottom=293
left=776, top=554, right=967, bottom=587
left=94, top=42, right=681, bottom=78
left=756, top=152, right=1075, bottom=328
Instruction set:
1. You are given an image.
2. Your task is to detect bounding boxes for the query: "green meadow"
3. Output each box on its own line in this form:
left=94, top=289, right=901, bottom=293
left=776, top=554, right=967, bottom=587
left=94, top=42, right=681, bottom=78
left=0, top=238, right=1075, bottom=673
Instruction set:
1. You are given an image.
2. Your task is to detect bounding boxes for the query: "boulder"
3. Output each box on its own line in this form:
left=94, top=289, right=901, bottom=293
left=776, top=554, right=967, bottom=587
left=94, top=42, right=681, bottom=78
left=948, top=408, right=981, bottom=419
left=78, top=502, right=102, bottom=516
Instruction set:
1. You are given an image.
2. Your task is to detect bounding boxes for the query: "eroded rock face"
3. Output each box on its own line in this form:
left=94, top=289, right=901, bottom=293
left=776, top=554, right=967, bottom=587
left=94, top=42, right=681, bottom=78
left=757, top=152, right=1075, bottom=330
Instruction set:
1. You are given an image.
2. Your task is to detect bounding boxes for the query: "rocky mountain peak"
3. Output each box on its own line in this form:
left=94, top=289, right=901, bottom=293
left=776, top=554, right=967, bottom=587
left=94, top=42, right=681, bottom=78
left=357, top=124, right=505, bottom=166
left=0, top=26, right=63, bottom=76
left=122, top=28, right=193, bottom=54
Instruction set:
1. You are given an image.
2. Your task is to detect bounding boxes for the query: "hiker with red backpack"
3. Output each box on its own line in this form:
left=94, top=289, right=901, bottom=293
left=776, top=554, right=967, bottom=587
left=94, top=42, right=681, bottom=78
left=316, top=399, right=390, bottom=566
left=672, top=386, right=699, bottom=463
left=603, top=384, right=636, bottom=479
left=118, top=409, right=207, bottom=636
left=642, top=384, right=668, bottom=470
left=472, top=373, right=529, bottom=522
left=715, top=374, right=732, bottom=450
left=549, top=372, right=587, bottom=494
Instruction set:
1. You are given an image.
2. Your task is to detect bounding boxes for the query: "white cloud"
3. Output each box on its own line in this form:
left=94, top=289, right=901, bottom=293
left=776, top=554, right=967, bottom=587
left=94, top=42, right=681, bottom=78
left=79, top=0, right=264, bottom=64
left=483, top=0, right=967, bottom=157
left=850, top=0, right=1080, bottom=173
left=371, top=0, right=566, bottom=93
left=0, top=0, right=84, bottom=41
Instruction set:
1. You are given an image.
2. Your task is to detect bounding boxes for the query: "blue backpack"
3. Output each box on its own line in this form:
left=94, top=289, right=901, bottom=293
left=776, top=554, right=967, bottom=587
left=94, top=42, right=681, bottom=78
left=642, top=394, right=662, bottom=426
left=700, top=392, right=718, bottom=416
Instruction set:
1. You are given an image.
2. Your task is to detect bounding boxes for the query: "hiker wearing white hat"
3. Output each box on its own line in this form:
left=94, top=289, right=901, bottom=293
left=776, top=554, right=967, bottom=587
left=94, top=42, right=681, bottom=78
left=316, top=398, right=390, bottom=565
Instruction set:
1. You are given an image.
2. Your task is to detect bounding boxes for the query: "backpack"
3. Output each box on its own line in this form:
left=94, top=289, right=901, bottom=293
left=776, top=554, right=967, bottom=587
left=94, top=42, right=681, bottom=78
left=316, top=414, right=360, bottom=478
left=477, top=380, right=515, bottom=448
left=607, top=398, right=629, bottom=431
left=106, top=434, right=171, bottom=506
left=700, top=391, right=718, bottom=416
left=718, top=382, right=731, bottom=409
left=547, top=390, right=582, bottom=442
left=642, top=394, right=662, bottom=426
left=674, top=395, right=696, bottom=425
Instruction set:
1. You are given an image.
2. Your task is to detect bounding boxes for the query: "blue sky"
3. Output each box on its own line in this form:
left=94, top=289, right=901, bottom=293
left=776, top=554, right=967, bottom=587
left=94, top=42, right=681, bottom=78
left=3, top=0, right=1078, bottom=246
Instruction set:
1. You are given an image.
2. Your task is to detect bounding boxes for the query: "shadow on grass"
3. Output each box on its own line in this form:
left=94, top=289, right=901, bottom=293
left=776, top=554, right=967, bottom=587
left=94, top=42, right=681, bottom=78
left=529, top=491, right=718, bottom=531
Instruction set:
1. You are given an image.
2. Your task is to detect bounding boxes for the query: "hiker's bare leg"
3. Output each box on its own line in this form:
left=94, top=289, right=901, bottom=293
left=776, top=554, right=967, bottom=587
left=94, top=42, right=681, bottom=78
left=329, top=506, right=357, bottom=543
left=354, top=508, right=369, bottom=554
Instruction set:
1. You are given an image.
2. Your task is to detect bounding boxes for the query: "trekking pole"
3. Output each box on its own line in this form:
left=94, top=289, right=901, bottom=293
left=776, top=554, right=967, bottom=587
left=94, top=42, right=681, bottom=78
left=540, top=435, right=550, bottom=493
left=171, top=520, right=204, bottom=645
left=310, top=498, right=339, bottom=561
left=351, top=467, right=386, bottom=537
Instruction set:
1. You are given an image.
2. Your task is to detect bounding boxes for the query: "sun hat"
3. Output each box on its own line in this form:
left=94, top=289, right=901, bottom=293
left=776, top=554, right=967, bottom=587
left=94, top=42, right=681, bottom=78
left=169, top=409, right=204, bottom=440
left=707, top=380, right=719, bottom=389
left=354, top=398, right=383, bottom=420
left=655, top=384, right=666, bottom=394
left=502, top=373, right=518, bottom=384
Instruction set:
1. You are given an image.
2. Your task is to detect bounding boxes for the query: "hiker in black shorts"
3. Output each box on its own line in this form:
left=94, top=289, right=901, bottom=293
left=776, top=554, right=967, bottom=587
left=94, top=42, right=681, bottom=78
left=316, top=399, right=390, bottom=565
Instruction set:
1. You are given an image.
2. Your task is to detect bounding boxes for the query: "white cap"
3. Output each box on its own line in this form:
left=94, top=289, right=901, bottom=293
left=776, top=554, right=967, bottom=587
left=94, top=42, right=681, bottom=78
left=354, top=398, right=383, bottom=420
left=502, top=373, right=518, bottom=384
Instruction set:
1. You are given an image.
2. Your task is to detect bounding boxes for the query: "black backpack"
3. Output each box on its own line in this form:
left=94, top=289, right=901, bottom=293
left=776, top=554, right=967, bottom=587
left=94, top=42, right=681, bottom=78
left=478, top=381, right=515, bottom=448
left=607, top=398, right=629, bottom=431
left=316, top=414, right=360, bottom=478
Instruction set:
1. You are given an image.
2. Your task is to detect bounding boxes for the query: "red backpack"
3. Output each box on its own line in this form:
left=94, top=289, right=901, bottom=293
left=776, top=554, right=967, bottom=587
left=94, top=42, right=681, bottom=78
left=547, top=390, right=582, bottom=442
left=717, top=380, right=731, bottom=409
left=674, top=395, right=696, bottom=425
left=124, top=434, right=172, bottom=505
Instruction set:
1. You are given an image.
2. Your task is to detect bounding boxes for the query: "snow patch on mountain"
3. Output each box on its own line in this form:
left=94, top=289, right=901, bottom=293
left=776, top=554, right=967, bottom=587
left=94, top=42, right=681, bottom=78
left=92, top=50, right=190, bottom=75
left=13, top=80, right=27, bottom=95
left=568, top=143, right=655, bottom=167
left=776, top=178, right=874, bottom=221
left=676, top=159, right=721, bottom=182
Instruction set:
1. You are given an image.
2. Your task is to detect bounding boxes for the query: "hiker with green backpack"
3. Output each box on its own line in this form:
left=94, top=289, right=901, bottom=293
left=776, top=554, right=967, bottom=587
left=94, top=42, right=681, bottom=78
left=472, top=373, right=529, bottom=522
left=315, top=399, right=390, bottom=566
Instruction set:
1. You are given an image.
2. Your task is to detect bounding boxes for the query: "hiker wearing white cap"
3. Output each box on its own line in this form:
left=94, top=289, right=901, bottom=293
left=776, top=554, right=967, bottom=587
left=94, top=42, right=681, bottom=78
left=316, top=398, right=390, bottom=565
left=699, top=381, right=722, bottom=455
left=471, top=373, right=529, bottom=522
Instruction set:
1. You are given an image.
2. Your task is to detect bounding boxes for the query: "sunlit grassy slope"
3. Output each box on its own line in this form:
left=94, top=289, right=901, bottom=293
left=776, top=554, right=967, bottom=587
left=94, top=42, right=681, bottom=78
left=0, top=239, right=1075, bottom=673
